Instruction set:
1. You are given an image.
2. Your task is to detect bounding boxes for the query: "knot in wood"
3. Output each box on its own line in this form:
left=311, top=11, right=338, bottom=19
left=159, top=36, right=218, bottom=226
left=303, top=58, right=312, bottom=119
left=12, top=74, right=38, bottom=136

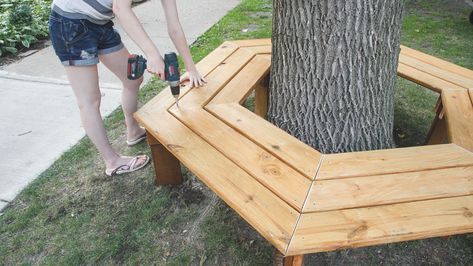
left=347, top=222, right=368, bottom=239
left=264, top=164, right=281, bottom=176
left=462, top=207, right=473, bottom=218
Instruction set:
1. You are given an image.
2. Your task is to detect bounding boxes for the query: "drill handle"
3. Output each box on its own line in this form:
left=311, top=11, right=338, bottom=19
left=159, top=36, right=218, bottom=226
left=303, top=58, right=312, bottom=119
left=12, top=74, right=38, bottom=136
left=164, top=52, right=180, bottom=82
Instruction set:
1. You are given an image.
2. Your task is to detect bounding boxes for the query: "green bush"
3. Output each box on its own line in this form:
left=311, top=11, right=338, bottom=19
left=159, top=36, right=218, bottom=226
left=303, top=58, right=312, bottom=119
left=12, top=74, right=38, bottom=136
left=0, top=0, right=52, bottom=56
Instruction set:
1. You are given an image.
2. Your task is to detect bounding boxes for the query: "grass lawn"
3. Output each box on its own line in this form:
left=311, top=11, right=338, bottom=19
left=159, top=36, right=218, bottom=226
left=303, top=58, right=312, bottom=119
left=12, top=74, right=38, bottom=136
left=1, top=0, right=473, bottom=265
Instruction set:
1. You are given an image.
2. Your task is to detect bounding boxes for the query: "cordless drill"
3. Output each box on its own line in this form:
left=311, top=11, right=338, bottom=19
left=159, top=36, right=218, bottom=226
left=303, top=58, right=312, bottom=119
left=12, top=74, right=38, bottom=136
left=127, top=53, right=181, bottom=107
left=164, top=52, right=180, bottom=108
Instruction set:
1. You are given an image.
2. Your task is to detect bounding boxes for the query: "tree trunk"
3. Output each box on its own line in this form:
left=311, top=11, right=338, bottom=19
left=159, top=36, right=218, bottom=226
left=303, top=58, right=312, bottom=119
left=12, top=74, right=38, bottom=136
left=268, top=0, right=403, bottom=153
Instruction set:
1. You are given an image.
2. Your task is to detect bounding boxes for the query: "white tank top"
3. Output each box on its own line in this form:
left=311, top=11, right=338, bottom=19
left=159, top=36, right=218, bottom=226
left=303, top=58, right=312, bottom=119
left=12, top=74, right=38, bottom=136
left=52, top=0, right=113, bottom=25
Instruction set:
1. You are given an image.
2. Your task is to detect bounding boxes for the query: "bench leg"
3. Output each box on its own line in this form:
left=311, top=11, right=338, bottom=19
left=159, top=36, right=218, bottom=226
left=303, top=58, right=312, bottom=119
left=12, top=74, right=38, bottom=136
left=146, top=130, right=182, bottom=186
left=283, top=255, right=304, bottom=266
left=426, top=113, right=447, bottom=145
left=426, top=97, right=448, bottom=145
left=274, top=251, right=304, bottom=266
left=255, top=75, right=270, bottom=118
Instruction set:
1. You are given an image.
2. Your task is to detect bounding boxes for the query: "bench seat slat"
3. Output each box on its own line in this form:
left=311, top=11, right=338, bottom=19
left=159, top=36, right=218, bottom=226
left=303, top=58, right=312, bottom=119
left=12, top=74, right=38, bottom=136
left=400, top=45, right=473, bottom=80
left=177, top=48, right=255, bottom=109
left=305, top=166, right=473, bottom=212
left=137, top=109, right=299, bottom=254
left=206, top=103, right=322, bottom=179
left=169, top=108, right=312, bottom=211
left=138, top=42, right=240, bottom=114
left=399, top=55, right=473, bottom=89
left=209, top=55, right=271, bottom=105
left=397, top=63, right=465, bottom=93
left=442, top=89, right=473, bottom=152
left=287, top=196, right=473, bottom=255
left=317, top=144, right=473, bottom=180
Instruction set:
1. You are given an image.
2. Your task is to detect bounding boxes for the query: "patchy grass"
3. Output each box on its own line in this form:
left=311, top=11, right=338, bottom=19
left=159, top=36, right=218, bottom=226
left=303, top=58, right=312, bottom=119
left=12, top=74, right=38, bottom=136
left=1, top=0, right=473, bottom=265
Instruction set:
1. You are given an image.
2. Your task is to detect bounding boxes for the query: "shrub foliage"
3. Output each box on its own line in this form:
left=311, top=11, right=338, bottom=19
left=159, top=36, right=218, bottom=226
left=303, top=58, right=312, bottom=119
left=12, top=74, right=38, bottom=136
left=0, top=0, right=51, bottom=56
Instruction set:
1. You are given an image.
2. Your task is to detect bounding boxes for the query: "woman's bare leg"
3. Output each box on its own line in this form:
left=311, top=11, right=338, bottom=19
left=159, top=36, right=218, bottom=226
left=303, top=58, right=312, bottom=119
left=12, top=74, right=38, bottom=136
left=99, top=47, right=145, bottom=141
left=64, top=65, right=146, bottom=170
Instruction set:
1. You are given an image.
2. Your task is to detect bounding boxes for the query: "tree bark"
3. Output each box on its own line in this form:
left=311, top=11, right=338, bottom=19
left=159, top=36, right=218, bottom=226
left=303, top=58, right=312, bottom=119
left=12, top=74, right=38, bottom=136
left=268, top=0, right=403, bottom=153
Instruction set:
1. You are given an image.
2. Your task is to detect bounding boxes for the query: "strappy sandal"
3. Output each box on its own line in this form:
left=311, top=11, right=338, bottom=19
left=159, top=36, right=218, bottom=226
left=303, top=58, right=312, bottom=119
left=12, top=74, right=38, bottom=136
left=105, top=155, right=150, bottom=177
left=126, top=132, right=147, bottom=146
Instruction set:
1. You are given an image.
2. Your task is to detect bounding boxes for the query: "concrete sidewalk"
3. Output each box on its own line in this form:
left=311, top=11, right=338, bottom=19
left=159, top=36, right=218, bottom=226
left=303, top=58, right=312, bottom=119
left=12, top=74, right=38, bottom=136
left=0, top=0, right=240, bottom=211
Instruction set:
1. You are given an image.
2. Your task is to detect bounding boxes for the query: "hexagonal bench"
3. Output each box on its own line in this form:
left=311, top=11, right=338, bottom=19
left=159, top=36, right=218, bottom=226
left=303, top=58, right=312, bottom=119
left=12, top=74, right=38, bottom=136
left=135, top=39, right=473, bottom=265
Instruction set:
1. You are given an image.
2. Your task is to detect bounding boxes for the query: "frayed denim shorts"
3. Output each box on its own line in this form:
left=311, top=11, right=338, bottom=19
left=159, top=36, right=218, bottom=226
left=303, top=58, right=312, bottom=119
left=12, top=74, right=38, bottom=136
left=49, top=10, right=124, bottom=66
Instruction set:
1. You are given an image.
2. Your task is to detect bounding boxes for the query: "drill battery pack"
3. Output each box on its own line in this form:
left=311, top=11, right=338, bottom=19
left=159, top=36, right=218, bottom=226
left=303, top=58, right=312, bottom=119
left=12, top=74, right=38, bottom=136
left=127, top=54, right=147, bottom=80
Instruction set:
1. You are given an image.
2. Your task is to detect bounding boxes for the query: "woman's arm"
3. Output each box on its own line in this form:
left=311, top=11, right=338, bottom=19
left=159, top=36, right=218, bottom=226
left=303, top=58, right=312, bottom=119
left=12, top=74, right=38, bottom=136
left=161, top=0, right=206, bottom=87
left=112, top=0, right=165, bottom=80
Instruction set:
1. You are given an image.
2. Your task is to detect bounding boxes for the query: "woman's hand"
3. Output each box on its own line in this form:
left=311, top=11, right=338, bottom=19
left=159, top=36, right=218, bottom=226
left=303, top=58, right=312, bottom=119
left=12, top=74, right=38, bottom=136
left=180, top=69, right=206, bottom=88
left=146, top=55, right=165, bottom=80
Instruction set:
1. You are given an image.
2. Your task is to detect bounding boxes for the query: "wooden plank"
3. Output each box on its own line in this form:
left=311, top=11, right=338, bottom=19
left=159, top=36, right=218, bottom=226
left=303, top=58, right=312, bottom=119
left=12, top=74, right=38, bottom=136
left=209, top=55, right=271, bottom=105
left=284, top=256, right=304, bottom=266
left=228, top=38, right=271, bottom=47
left=137, top=109, right=298, bottom=254
left=442, top=89, right=473, bottom=152
left=400, top=45, right=473, bottom=80
left=399, top=55, right=473, bottom=89
left=169, top=107, right=312, bottom=211
left=317, top=144, right=473, bottom=180
left=287, top=196, right=473, bottom=255
left=137, top=41, right=239, bottom=114
left=175, top=48, right=255, bottom=109
left=207, top=103, right=322, bottom=179
left=397, top=63, right=464, bottom=93
left=304, top=166, right=473, bottom=212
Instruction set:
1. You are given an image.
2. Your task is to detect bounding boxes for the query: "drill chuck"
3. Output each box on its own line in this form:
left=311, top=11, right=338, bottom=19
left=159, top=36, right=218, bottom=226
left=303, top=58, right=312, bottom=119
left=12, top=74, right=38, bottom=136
left=169, top=81, right=180, bottom=96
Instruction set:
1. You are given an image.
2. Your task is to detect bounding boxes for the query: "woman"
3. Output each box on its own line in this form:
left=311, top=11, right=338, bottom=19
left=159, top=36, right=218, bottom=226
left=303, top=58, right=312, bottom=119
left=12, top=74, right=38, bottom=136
left=49, top=0, right=205, bottom=176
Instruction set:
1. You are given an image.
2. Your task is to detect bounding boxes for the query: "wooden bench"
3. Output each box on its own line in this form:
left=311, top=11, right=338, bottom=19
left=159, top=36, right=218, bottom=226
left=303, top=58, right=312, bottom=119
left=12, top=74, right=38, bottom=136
left=135, top=39, right=473, bottom=265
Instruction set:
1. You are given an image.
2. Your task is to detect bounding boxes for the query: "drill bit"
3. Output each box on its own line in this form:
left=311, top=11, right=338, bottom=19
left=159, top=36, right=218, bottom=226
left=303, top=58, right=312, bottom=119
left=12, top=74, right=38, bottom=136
left=174, top=95, right=179, bottom=108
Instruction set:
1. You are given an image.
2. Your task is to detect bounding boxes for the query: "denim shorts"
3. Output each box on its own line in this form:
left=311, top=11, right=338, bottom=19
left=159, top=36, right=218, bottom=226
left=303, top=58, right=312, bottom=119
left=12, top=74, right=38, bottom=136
left=49, top=10, right=124, bottom=66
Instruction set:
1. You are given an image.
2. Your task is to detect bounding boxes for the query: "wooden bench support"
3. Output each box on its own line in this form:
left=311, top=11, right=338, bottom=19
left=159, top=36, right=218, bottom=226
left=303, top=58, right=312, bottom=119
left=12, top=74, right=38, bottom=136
left=426, top=96, right=448, bottom=145
left=426, top=115, right=447, bottom=145
left=146, top=130, right=182, bottom=185
left=283, top=256, right=304, bottom=266
left=274, top=251, right=304, bottom=266
left=255, top=75, right=270, bottom=118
